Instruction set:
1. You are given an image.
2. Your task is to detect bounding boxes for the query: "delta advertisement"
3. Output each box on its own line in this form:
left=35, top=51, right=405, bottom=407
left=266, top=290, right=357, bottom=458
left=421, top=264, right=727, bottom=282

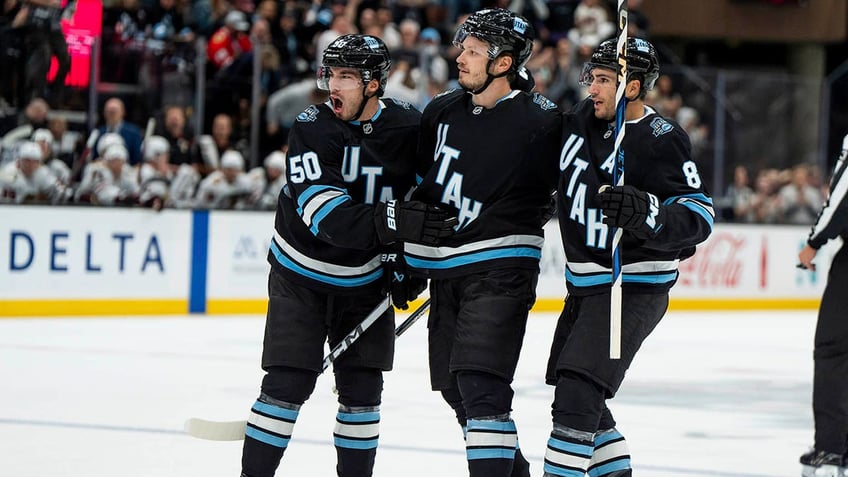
left=0, top=206, right=836, bottom=316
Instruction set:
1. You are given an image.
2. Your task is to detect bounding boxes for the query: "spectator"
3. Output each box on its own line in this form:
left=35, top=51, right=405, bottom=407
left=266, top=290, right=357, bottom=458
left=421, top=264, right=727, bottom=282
left=567, top=0, right=614, bottom=60
left=92, top=97, right=144, bottom=166
left=193, top=149, right=253, bottom=209
left=749, top=168, right=781, bottom=224
left=1, top=97, right=49, bottom=154
left=246, top=149, right=286, bottom=210
left=0, top=140, right=69, bottom=203
left=194, top=113, right=247, bottom=174
left=76, top=143, right=139, bottom=205
left=19, top=0, right=70, bottom=106
left=721, top=165, right=756, bottom=222
left=159, top=105, right=194, bottom=169
left=207, top=10, right=252, bottom=72
left=32, top=127, right=70, bottom=184
left=777, top=163, right=824, bottom=225
left=138, top=135, right=172, bottom=209
left=265, top=74, right=327, bottom=149
left=46, top=115, right=82, bottom=168
left=0, top=0, right=25, bottom=107
left=273, top=6, right=312, bottom=83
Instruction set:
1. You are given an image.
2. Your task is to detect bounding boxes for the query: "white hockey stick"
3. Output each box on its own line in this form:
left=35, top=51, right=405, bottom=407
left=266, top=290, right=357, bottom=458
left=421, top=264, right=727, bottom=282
left=185, top=297, right=431, bottom=441
left=609, top=0, right=628, bottom=360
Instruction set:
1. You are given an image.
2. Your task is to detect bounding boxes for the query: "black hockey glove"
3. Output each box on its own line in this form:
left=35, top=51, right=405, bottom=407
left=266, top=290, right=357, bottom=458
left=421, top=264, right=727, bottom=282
left=511, top=67, right=536, bottom=93
left=381, top=249, right=427, bottom=310
left=374, top=200, right=457, bottom=246
left=597, top=185, right=666, bottom=239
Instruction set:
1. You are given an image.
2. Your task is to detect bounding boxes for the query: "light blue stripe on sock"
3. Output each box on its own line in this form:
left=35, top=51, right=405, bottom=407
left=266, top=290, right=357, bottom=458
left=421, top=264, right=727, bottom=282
left=467, top=448, right=516, bottom=460
left=334, top=437, right=379, bottom=449
left=547, top=437, right=592, bottom=457
left=543, top=462, right=586, bottom=477
left=245, top=426, right=290, bottom=448
left=589, top=458, right=631, bottom=477
left=252, top=400, right=299, bottom=421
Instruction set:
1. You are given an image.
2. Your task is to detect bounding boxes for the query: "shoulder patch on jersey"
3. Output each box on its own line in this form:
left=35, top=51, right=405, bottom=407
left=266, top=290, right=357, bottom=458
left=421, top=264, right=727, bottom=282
left=296, top=105, right=320, bottom=123
left=532, top=92, right=557, bottom=111
left=388, top=98, right=413, bottom=110
left=650, top=117, right=674, bottom=137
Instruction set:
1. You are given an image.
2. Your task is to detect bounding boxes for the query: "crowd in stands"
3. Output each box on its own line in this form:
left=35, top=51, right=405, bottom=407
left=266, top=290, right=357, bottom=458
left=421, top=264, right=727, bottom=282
left=0, top=0, right=829, bottom=222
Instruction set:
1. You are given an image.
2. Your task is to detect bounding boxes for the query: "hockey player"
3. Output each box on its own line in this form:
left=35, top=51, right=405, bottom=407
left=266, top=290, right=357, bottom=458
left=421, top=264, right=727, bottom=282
left=193, top=149, right=254, bottom=209
left=0, top=140, right=70, bottom=203
left=239, top=34, right=456, bottom=477
left=543, top=38, right=714, bottom=476
left=797, top=133, right=848, bottom=477
left=406, top=9, right=561, bottom=477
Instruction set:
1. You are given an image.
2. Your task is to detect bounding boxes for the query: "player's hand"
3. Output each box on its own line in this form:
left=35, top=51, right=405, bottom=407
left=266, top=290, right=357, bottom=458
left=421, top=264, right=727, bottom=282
left=597, top=184, right=666, bottom=239
left=798, top=244, right=817, bottom=271
left=380, top=250, right=427, bottom=310
left=374, top=200, right=457, bottom=245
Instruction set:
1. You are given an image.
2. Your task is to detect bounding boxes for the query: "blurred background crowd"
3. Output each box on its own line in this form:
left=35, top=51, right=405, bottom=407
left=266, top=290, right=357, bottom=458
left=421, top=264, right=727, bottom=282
left=0, top=0, right=846, bottom=222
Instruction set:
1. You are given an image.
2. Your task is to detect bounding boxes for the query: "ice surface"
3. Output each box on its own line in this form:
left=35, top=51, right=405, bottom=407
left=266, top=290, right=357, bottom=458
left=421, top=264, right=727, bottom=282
left=0, top=310, right=816, bottom=476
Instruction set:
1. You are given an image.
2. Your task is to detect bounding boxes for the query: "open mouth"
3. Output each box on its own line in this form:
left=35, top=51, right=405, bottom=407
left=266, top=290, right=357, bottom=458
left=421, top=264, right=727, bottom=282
left=331, top=96, right=344, bottom=114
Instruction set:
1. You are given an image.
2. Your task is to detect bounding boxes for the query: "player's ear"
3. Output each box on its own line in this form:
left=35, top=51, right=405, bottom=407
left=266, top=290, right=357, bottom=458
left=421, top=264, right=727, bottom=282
left=626, top=78, right=642, bottom=100
left=366, top=78, right=381, bottom=95
left=494, top=54, right=513, bottom=75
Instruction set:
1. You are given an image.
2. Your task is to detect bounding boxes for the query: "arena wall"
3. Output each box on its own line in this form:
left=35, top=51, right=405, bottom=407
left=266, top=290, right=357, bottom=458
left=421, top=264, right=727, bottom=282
left=0, top=205, right=836, bottom=316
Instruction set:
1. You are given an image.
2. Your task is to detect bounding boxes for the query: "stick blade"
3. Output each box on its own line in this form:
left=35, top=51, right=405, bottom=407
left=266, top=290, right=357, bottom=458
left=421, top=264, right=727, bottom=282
left=184, top=418, right=247, bottom=441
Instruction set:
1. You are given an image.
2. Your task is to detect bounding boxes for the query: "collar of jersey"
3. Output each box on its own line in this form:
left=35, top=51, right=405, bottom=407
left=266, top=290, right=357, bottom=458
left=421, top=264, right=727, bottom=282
left=348, top=99, right=386, bottom=126
left=469, top=90, right=520, bottom=111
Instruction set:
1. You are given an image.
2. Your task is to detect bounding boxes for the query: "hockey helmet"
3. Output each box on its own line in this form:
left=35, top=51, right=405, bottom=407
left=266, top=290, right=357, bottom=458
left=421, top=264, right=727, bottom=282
left=579, top=37, right=659, bottom=93
left=144, top=135, right=170, bottom=161
left=318, top=34, right=391, bottom=95
left=453, top=8, right=535, bottom=72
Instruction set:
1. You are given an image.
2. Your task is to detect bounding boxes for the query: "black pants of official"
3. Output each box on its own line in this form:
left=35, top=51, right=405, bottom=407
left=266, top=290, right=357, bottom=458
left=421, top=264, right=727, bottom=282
left=814, top=244, right=848, bottom=455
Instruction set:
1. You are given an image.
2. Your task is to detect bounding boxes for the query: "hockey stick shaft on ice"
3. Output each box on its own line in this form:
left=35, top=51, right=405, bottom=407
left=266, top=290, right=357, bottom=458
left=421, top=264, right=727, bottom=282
left=610, top=0, right=628, bottom=360
left=184, top=297, right=431, bottom=441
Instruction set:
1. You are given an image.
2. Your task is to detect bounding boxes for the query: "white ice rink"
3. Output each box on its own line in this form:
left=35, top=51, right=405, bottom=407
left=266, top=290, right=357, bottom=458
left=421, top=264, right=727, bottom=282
left=0, top=309, right=817, bottom=477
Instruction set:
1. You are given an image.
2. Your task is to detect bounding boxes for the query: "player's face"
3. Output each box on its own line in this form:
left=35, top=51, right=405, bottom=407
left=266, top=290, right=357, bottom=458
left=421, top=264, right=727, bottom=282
left=455, top=36, right=492, bottom=91
left=586, top=67, right=618, bottom=121
left=326, top=67, right=367, bottom=121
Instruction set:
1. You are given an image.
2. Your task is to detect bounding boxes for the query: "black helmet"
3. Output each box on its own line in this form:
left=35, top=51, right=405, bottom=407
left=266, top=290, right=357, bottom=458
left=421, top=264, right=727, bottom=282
left=579, top=37, right=659, bottom=93
left=453, top=8, right=535, bottom=72
left=318, top=34, right=391, bottom=95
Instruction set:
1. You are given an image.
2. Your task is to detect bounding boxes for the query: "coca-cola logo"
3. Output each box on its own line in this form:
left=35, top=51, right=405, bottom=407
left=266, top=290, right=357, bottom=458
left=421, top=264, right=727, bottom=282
left=678, top=233, right=747, bottom=288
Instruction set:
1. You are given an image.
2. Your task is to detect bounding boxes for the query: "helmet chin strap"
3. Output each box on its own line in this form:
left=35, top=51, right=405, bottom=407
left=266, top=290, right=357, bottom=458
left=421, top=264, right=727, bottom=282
left=351, top=86, right=372, bottom=121
left=467, top=59, right=511, bottom=95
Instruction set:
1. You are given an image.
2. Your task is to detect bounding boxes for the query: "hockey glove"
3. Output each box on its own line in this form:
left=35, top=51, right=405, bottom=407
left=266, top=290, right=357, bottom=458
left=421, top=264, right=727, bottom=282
left=374, top=200, right=457, bottom=245
left=597, top=185, right=666, bottom=239
left=381, top=249, right=427, bottom=310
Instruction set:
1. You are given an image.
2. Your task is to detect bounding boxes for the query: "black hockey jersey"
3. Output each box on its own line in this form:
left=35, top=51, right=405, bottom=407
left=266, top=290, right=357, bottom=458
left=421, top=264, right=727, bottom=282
left=808, top=134, right=848, bottom=249
left=269, top=98, right=422, bottom=294
left=558, top=97, right=714, bottom=296
left=406, top=89, right=561, bottom=279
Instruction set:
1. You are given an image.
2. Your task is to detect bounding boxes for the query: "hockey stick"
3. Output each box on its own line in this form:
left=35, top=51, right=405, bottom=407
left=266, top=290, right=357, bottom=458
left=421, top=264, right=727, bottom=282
left=609, top=0, right=628, bottom=360
left=184, top=297, right=431, bottom=441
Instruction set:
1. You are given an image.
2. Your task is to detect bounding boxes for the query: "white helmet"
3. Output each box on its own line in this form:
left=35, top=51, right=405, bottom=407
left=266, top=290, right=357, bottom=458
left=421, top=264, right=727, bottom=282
left=264, top=151, right=286, bottom=172
left=220, top=150, right=245, bottom=170
left=144, top=136, right=170, bottom=161
left=17, top=141, right=43, bottom=161
left=97, top=133, right=126, bottom=157
left=103, top=144, right=129, bottom=162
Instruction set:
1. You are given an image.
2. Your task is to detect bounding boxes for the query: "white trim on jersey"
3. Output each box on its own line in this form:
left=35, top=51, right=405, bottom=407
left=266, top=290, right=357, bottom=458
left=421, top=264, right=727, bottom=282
left=272, top=231, right=382, bottom=276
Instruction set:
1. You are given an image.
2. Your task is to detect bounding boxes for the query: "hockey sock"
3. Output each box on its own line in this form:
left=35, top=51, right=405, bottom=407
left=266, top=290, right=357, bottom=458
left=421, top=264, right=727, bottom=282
left=587, top=428, right=631, bottom=477
left=241, top=395, right=300, bottom=477
left=334, top=404, right=381, bottom=477
left=458, top=422, right=530, bottom=477
left=543, top=424, right=594, bottom=477
left=465, top=414, right=518, bottom=477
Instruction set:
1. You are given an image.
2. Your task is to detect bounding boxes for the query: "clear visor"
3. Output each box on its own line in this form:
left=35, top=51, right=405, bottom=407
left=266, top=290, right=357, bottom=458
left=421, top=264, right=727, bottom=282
left=316, top=67, right=364, bottom=91
left=452, top=29, right=497, bottom=60
left=578, top=63, right=616, bottom=87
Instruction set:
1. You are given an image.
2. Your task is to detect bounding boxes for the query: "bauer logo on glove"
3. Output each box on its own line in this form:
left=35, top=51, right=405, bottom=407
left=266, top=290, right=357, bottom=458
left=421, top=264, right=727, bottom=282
left=597, top=184, right=666, bottom=239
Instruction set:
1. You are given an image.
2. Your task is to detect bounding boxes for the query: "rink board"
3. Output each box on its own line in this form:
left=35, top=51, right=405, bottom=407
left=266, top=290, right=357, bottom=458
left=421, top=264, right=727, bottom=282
left=0, top=205, right=835, bottom=316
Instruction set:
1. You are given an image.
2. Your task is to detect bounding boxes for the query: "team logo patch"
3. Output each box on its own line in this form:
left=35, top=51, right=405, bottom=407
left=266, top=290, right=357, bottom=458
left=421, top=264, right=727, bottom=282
left=296, top=105, right=319, bottom=123
left=513, top=18, right=527, bottom=34
left=532, top=93, right=557, bottom=111
left=363, top=123, right=373, bottom=134
left=390, top=98, right=413, bottom=110
left=650, top=117, right=673, bottom=137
